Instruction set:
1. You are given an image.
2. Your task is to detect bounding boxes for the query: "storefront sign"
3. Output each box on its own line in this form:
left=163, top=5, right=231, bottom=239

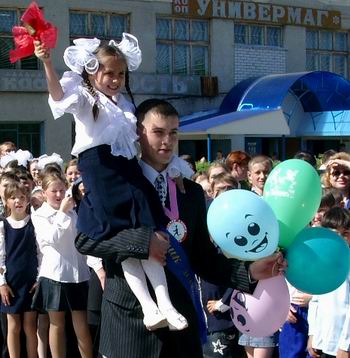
left=172, top=0, right=341, bottom=29
left=0, top=70, right=201, bottom=95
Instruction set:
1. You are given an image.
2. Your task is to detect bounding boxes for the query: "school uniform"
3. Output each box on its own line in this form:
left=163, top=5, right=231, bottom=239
left=31, top=202, right=90, bottom=311
left=48, top=71, right=161, bottom=241
left=0, top=216, right=38, bottom=313
left=76, top=158, right=255, bottom=358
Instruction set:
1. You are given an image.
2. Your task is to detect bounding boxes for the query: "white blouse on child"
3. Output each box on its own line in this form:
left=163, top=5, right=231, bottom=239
left=48, top=71, right=138, bottom=159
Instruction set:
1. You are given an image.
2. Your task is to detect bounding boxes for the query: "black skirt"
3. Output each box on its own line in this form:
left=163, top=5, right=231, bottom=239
left=32, top=278, right=88, bottom=312
left=77, top=145, right=167, bottom=241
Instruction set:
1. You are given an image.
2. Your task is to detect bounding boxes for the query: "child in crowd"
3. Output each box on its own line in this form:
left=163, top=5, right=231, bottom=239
left=0, top=182, right=38, bottom=358
left=0, top=142, right=16, bottom=159
left=193, top=171, right=212, bottom=202
left=29, top=159, right=41, bottom=189
left=239, top=154, right=278, bottom=358
left=35, top=33, right=187, bottom=331
left=31, top=168, right=92, bottom=358
left=307, top=207, right=350, bottom=358
left=65, top=159, right=80, bottom=187
left=207, top=162, right=229, bottom=184
left=247, top=155, right=273, bottom=196
left=210, top=172, right=238, bottom=199
left=0, top=173, right=20, bottom=218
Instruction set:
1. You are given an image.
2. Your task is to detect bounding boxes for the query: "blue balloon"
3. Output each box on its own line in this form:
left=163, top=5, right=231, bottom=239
left=286, top=227, right=350, bottom=294
left=207, top=189, right=279, bottom=261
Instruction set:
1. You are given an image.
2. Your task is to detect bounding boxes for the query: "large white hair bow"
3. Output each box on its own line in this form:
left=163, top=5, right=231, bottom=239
left=109, top=33, right=142, bottom=71
left=63, top=38, right=101, bottom=75
left=37, top=153, right=64, bottom=171
left=0, top=149, right=33, bottom=169
left=63, top=33, right=142, bottom=75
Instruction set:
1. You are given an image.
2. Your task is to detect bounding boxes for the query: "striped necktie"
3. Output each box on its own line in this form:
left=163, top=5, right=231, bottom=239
left=155, top=174, right=167, bottom=206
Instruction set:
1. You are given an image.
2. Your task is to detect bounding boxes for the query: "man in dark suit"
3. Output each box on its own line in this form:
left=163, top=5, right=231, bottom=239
left=75, top=99, right=286, bottom=358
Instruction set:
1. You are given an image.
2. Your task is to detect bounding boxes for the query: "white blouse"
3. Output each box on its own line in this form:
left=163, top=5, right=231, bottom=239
left=48, top=71, right=138, bottom=159
left=308, top=274, right=350, bottom=355
left=31, top=202, right=90, bottom=283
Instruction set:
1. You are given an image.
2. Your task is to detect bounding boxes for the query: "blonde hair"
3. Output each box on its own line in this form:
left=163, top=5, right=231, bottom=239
left=248, top=155, right=273, bottom=171
left=322, top=152, right=350, bottom=188
left=41, top=169, right=67, bottom=191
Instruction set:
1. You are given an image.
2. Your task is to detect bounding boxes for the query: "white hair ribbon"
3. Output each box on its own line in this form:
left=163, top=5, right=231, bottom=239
left=109, top=32, right=142, bottom=72
left=63, top=38, right=101, bottom=75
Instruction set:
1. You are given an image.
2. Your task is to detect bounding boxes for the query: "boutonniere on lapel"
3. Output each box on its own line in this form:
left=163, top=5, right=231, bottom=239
left=10, top=1, right=58, bottom=63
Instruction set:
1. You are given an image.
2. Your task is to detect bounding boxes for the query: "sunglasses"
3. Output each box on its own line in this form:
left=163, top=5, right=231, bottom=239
left=330, top=170, right=350, bottom=177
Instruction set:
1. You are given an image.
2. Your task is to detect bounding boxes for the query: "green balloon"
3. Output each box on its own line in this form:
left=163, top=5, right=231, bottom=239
left=263, top=159, right=322, bottom=248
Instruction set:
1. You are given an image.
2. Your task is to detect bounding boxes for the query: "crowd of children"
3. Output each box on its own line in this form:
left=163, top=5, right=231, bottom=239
left=0, top=141, right=348, bottom=358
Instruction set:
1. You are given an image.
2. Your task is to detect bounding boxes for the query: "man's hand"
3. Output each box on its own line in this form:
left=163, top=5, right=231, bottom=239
left=207, top=300, right=219, bottom=314
left=286, top=306, right=297, bottom=324
left=149, top=231, right=169, bottom=266
left=249, top=252, right=287, bottom=281
left=0, top=285, right=14, bottom=306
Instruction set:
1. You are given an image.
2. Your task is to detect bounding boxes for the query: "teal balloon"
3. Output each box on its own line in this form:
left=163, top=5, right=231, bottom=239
left=207, top=189, right=279, bottom=261
left=263, top=159, right=321, bottom=248
left=286, top=227, right=350, bottom=294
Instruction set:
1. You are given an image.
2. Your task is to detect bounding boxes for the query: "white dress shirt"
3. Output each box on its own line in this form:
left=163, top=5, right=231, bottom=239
left=48, top=71, right=138, bottom=159
left=31, top=202, right=90, bottom=283
left=308, top=274, right=350, bottom=355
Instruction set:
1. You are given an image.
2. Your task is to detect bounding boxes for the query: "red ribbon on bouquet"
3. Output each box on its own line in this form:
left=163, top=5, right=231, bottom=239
left=9, top=1, right=57, bottom=63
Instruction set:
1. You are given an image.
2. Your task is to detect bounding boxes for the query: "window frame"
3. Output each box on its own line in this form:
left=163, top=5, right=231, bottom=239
left=0, top=7, right=39, bottom=70
left=234, top=23, right=283, bottom=47
left=306, top=29, right=349, bottom=78
left=156, top=16, right=210, bottom=76
left=69, top=10, right=129, bottom=41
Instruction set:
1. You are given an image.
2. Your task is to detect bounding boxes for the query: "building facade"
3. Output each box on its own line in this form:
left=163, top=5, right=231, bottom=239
left=0, top=0, right=349, bottom=160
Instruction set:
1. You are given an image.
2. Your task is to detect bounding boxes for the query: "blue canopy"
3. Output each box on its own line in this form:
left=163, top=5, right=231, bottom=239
left=180, top=71, right=350, bottom=136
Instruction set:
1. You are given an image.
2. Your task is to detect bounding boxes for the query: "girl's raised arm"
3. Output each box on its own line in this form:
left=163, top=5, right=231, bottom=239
left=34, top=40, right=64, bottom=101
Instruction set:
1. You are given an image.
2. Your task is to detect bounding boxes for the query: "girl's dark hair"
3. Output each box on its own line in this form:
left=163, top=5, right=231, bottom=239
left=321, top=206, right=350, bottom=231
left=82, top=43, right=136, bottom=121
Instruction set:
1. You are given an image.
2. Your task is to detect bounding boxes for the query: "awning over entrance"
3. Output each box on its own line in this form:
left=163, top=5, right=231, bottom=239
left=179, top=108, right=290, bottom=136
left=180, top=71, right=350, bottom=136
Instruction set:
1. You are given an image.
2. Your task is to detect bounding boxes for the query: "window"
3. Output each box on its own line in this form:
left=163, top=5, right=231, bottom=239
left=0, top=123, right=42, bottom=157
left=156, top=17, right=209, bottom=75
left=306, top=30, right=348, bottom=78
left=0, top=8, right=39, bottom=69
left=234, top=24, right=282, bottom=47
left=69, top=11, right=128, bottom=41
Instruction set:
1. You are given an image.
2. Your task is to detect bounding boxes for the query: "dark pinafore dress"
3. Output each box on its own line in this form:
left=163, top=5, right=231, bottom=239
left=77, top=145, right=166, bottom=241
left=1, top=219, right=38, bottom=314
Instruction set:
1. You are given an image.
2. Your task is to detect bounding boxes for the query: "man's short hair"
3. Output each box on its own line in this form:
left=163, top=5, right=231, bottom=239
left=135, top=99, right=178, bottom=125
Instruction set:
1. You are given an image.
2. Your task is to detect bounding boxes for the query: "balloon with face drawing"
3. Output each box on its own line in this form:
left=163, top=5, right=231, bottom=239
left=230, top=276, right=290, bottom=337
left=207, top=189, right=279, bottom=260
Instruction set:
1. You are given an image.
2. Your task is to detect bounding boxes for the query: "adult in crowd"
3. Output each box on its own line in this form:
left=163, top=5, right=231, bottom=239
left=225, top=150, right=251, bottom=189
left=75, top=99, right=287, bottom=358
left=322, top=152, right=350, bottom=208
